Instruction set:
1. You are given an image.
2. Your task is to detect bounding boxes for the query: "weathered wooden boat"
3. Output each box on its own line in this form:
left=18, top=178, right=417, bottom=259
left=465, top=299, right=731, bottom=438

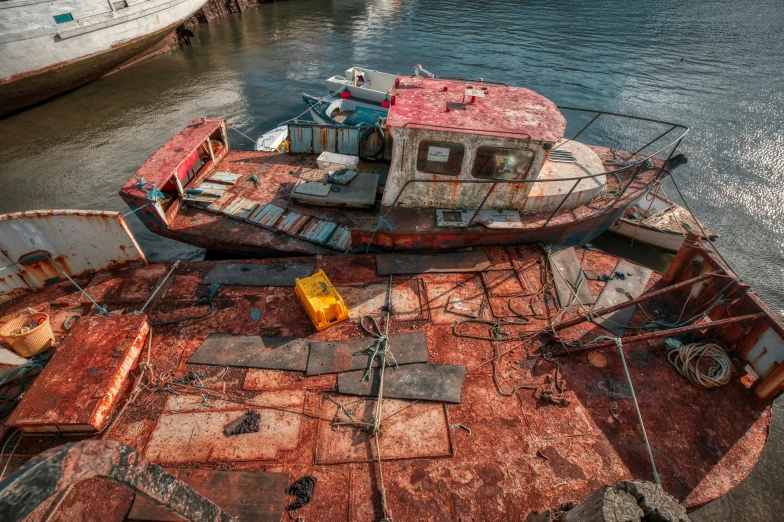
left=325, top=66, right=397, bottom=104
left=0, top=0, right=208, bottom=116
left=120, top=77, right=690, bottom=258
left=610, top=188, right=717, bottom=252
left=303, top=93, right=388, bottom=127
left=0, top=213, right=782, bottom=520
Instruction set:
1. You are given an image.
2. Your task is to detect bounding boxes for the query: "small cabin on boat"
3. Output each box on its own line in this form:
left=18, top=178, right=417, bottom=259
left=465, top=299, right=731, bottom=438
left=383, top=77, right=606, bottom=213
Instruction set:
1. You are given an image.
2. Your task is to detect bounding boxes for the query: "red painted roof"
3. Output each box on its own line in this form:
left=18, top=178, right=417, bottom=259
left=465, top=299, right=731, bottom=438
left=386, top=77, right=566, bottom=142
left=121, top=118, right=223, bottom=196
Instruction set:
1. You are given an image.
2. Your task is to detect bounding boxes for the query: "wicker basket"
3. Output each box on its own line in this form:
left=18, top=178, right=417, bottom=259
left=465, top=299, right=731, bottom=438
left=0, top=312, right=55, bottom=357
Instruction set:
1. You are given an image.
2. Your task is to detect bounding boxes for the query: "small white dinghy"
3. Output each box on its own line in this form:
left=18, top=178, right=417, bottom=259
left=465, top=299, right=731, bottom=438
left=325, top=67, right=397, bottom=104
left=255, top=125, right=288, bottom=152
left=609, top=188, right=717, bottom=252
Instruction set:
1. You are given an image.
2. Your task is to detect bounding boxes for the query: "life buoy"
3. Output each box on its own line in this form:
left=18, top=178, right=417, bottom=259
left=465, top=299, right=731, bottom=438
left=360, top=125, right=385, bottom=158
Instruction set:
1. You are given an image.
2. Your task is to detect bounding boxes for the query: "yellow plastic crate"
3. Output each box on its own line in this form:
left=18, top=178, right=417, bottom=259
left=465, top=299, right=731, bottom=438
left=295, top=269, right=349, bottom=331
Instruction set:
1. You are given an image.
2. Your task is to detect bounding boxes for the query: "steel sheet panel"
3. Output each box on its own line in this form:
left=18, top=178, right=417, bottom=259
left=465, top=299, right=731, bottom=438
left=289, top=125, right=313, bottom=154
left=0, top=211, right=145, bottom=304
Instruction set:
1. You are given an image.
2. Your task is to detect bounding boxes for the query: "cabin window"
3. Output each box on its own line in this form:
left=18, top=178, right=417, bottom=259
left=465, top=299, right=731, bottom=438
left=471, top=146, right=535, bottom=180
left=53, top=13, right=74, bottom=23
left=113, top=0, right=128, bottom=9
left=416, top=140, right=464, bottom=176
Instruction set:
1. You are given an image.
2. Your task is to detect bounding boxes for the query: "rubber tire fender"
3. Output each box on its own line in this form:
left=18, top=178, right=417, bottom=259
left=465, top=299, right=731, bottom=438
left=360, top=124, right=385, bottom=158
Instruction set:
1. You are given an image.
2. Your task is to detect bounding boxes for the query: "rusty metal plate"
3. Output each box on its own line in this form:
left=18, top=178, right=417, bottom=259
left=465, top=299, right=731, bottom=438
left=548, top=246, right=595, bottom=307
left=202, top=263, right=315, bottom=287
left=248, top=204, right=285, bottom=228
left=337, top=363, right=466, bottom=403
left=316, top=397, right=452, bottom=464
left=376, top=251, right=491, bottom=275
left=6, top=315, right=149, bottom=433
left=188, top=334, right=309, bottom=371
left=128, top=469, right=289, bottom=522
left=593, top=259, right=653, bottom=336
left=306, top=331, right=428, bottom=376
left=145, top=392, right=304, bottom=464
left=274, top=211, right=311, bottom=236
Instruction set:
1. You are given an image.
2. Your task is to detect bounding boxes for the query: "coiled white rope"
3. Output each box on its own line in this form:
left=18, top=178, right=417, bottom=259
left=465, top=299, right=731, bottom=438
left=667, top=342, right=731, bottom=389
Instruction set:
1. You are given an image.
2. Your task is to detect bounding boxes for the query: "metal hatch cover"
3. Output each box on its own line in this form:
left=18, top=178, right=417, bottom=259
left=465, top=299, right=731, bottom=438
left=188, top=334, right=310, bottom=371
left=337, top=363, right=466, bottom=403
left=202, top=263, right=315, bottom=287
left=306, top=331, right=428, bottom=376
left=376, top=251, right=491, bottom=275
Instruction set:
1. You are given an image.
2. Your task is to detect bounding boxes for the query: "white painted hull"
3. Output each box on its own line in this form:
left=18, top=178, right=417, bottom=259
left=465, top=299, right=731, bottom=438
left=609, top=219, right=685, bottom=252
left=325, top=66, right=396, bottom=105
left=0, top=0, right=207, bottom=113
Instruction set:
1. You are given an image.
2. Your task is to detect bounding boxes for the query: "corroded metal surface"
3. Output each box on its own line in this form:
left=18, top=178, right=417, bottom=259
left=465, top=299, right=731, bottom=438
left=0, top=440, right=235, bottom=522
left=1, top=244, right=782, bottom=520
left=0, top=210, right=146, bottom=304
left=5, top=314, right=149, bottom=432
left=387, top=77, right=566, bottom=142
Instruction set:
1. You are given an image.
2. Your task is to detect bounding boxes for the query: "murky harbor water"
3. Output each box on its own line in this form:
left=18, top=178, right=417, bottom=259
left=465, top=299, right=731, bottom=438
left=0, top=0, right=783, bottom=518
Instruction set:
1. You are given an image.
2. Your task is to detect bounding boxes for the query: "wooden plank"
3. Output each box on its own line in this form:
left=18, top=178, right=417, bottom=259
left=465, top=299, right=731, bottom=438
left=188, top=334, right=309, bottom=371
left=376, top=251, right=491, bottom=276
left=337, top=363, right=466, bottom=403
left=202, top=263, right=315, bottom=287
left=127, top=469, right=289, bottom=522
left=306, top=331, right=428, bottom=376
left=548, top=246, right=595, bottom=307
left=592, top=260, right=653, bottom=336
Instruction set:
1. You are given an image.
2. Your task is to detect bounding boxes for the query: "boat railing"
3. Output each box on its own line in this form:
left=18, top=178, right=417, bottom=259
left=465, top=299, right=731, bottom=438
left=385, top=109, right=689, bottom=230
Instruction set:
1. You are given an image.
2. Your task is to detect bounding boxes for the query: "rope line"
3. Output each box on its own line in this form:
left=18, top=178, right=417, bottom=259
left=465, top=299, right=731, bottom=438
left=666, top=341, right=731, bottom=389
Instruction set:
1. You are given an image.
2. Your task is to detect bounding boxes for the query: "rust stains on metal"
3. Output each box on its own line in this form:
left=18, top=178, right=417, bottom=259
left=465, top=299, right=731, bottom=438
left=2, top=243, right=783, bottom=520
left=387, top=77, right=566, bottom=142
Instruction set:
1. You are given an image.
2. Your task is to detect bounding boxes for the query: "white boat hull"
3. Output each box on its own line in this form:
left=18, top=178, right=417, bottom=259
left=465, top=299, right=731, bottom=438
left=0, top=0, right=208, bottom=114
left=608, top=219, right=685, bottom=252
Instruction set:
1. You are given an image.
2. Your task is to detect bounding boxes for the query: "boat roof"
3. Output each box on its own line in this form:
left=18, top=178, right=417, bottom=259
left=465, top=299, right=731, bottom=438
left=121, top=118, right=223, bottom=197
left=386, top=77, right=566, bottom=142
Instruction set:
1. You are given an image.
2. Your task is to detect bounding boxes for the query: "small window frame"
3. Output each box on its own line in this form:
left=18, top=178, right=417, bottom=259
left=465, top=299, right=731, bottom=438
left=470, top=146, right=536, bottom=181
left=415, top=139, right=465, bottom=177
left=53, top=13, right=74, bottom=24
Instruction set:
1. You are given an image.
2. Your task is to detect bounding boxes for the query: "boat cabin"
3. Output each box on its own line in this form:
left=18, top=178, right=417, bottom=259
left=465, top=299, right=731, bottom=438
left=383, top=77, right=606, bottom=213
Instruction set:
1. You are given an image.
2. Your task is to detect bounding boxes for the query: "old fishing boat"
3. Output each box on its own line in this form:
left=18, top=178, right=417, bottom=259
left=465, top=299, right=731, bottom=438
left=120, top=76, right=689, bottom=257
left=0, top=205, right=781, bottom=520
left=610, top=188, right=717, bottom=252
left=325, top=66, right=397, bottom=104
left=0, top=0, right=208, bottom=116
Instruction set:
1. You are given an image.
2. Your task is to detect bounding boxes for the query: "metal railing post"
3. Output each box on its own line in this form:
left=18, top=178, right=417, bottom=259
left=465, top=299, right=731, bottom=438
left=464, top=182, right=498, bottom=229
left=542, top=179, right=580, bottom=228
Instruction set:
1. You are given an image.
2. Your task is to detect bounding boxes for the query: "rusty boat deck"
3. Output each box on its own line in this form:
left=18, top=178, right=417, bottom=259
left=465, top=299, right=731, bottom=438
left=1, top=238, right=781, bottom=521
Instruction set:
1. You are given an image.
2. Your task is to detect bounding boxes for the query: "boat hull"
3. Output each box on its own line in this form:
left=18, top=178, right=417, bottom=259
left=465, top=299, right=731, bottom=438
left=0, top=0, right=207, bottom=116
left=0, top=25, right=174, bottom=115
left=609, top=219, right=686, bottom=252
